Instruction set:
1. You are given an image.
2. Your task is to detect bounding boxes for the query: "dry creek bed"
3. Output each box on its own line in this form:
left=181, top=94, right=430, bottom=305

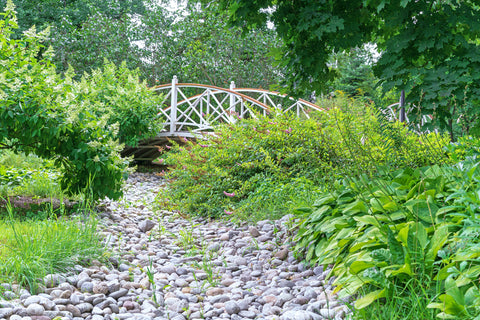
left=0, top=172, right=350, bottom=320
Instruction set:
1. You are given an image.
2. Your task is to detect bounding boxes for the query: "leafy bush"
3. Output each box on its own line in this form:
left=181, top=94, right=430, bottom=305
left=0, top=3, right=164, bottom=200
left=159, top=112, right=327, bottom=221
left=294, top=138, right=480, bottom=319
left=73, top=60, right=164, bottom=147
left=159, top=97, right=449, bottom=221
left=314, top=94, right=450, bottom=173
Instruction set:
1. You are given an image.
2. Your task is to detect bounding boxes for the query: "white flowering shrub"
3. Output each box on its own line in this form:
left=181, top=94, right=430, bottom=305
left=0, top=2, right=162, bottom=200
left=73, top=61, right=164, bottom=147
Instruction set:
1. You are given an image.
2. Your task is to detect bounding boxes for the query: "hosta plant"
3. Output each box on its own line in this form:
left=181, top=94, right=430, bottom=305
left=294, top=140, right=480, bottom=318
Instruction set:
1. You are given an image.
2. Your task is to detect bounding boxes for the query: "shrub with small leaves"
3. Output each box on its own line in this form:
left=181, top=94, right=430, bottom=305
left=158, top=98, right=449, bottom=221
left=159, top=112, right=328, bottom=220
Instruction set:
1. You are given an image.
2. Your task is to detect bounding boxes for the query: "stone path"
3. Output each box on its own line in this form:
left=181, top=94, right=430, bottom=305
left=0, top=173, right=350, bottom=320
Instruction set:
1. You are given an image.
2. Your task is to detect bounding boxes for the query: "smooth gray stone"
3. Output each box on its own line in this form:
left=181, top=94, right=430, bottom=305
left=238, top=310, right=257, bottom=318
left=26, top=303, right=44, bottom=316
left=80, top=282, right=94, bottom=293
left=0, top=308, right=14, bottom=318
left=139, top=220, right=155, bottom=233
left=76, top=302, right=93, bottom=313
left=109, top=288, right=128, bottom=299
left=224, top=301, right=241, bottom=315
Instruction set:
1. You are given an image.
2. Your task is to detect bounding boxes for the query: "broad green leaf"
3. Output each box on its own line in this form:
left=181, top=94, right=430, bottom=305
left=349, top=260, right=376, bottom=275
left=413, top=222, right=428, bottom=251
left=386, top=263, right=413, bottom=276
left=349, top=238, right=377, bottom=253
left=382, top=200, right=399, bottom=211
left=342, top=199, right=368, bottom=214
left=335, top=274, right=371, bottom=297
left=354, top=289, right=386, bottom=309
left=370, top=198, right=385, bottom=213
left=427, top=302, right=445, bottom=310
left=464, top=286, right=480, bottom=306
left=433, top=311, right=458, bottom=319
left=384, top=226, right=404, bottom=264
left=388, top=210, right=408, bottom=221
left=436, top=206, right=464, bottom=216
left=405, top=199, right=438, bottom=224
left=436, top=263, right=456, bottom=281
left=310, top=205, right=331, bottom=221
left=397, top=224, right=411, bottom=247
left=438, top=293, right=466, bottom=316
left=445, top=277, right=465, bottom=307
left=353, top=215, right=381, bottom=228
left=425, top=225, right=449, bottom=264
left=456, top=266, right=480, bottom=287
left=314, top=195, right=335, bottom=206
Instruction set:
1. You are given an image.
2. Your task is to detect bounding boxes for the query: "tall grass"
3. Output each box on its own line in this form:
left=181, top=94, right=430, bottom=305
left=350, top=279, right=440, bottom=320
left=0, top=203, right=105, bottom=293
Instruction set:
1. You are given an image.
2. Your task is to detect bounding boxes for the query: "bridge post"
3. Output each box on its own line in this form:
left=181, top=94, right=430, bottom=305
left=170, top=76, right=178, bottom=134
left=229, top=81, right=236, bottom=121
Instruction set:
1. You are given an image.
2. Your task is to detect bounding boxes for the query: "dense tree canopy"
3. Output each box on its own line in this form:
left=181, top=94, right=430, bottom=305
left=138, top=1, right=283, bottom=88
left=2, top=0, right=283, bottom=89
left=214, top=0, right=480, bottom=140
left=0, top=0, right=145, bottom=35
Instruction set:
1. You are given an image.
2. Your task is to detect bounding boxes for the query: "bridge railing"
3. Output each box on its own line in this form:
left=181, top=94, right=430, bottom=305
left=152, top=76, right=324, bottom=137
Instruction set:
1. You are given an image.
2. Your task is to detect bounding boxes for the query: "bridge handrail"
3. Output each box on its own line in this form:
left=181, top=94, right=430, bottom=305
left=232, top=88, right=324, bottom=112
left=152, top=83, right=271, bottom=112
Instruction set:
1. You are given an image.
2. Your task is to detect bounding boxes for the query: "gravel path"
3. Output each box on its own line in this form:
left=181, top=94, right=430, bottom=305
left=0, top=173, right=349, bottom=320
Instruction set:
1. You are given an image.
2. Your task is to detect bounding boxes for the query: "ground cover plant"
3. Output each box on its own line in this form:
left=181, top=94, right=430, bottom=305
left=294, top=136, right=480, bottom=319
left=0, top=150, right=61, bottom=199
left=157, top=96, right=449, bottom=223
left=0, top=150, right=67, bottom=220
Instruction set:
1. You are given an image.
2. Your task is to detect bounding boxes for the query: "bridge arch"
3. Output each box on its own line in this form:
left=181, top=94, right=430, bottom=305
left=123, top=77, right=325, bottom=161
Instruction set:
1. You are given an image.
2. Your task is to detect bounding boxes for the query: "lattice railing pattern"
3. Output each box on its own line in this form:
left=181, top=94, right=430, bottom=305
left=152, top=77, right=324, bottom=137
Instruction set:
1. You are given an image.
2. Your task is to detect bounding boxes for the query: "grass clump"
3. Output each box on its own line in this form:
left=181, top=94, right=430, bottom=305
left=0, top=205, right=105, bottom=293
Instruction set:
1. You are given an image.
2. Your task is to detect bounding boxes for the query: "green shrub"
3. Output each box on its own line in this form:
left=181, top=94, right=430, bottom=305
left=0, top=3, right=164, bottom=200
left=73, top=60, right=164, bottom=147
left=158, top=97, right=449, bottom=221
left=313, top=94, right=450, bottom=173
left=294, top=138, right=480, bottom=319
left=159, top=112, right=328, bottom=221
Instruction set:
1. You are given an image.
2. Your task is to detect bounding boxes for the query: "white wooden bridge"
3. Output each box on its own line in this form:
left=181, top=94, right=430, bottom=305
left=123, top=76, right=325, bottom=161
